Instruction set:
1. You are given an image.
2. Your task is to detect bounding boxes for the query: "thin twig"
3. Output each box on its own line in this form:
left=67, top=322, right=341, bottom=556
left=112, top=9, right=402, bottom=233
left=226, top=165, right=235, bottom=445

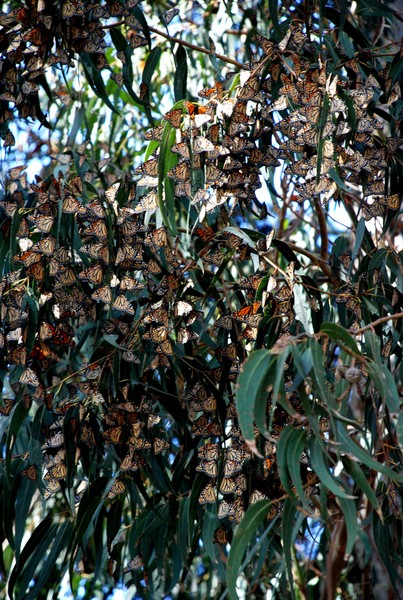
left=102, top=21, right=245, bottom=69
left=350, top=312, right=403, bottom=336
left=287, top=241, right=334, bottom=280
left=148, top=26, right=245, bottom=69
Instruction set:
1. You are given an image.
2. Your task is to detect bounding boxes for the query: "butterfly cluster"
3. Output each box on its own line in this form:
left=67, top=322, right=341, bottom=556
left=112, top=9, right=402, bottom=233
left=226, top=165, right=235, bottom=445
left=0, top=0, right=144, bottom=147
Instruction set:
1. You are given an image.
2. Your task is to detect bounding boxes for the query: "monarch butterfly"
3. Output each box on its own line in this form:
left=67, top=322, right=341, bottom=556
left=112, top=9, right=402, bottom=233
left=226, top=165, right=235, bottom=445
left=193, top=136, right=215, bottom=154
left=44, top=479, right=61, bottom=499
left=167, top=162, right=190, bottom=182
left=214, top=314, right=233, bottom=330
left=147, top=414, right=161, bottom=428
left=134, top=191, right=158, bottom=214
left=62, top=195, right=81, bottom=214
left=142, top=325, right=168, bottom=342
left=219, top=477, right=237, bottom=495
left=7, top=346, right=27, bottom=365
left=14, top=250, right=41, bottom=267
left=123, top=556, right=143, bottom=573
left=216, top=342, right=238, bottom=362
left=42, top=431, right=64, bottom=449
left=249, top=489, right=268, bottom=505
left=19, top=368, right=40, bottom=387
left=103, top=426, right=123, bottom=444
left=91, top=285, right=112, bottom=304
left=83, top=363, right=102, bottom=380
left=162, top=7, right=179, bottom=24
left=144, top=227, right=168, bottom=250
left=254, top=33, right=276, bottom=57
left=134, top=158, right=159, bottom=177
left=203, top=250, right=225, bottom=267
left=143, top=304, right=169, bottom=327
left=173, top=300, right=193, bottom=317
left=108, top=478, right=126, bottom=499
left=213, top=526, right=228, bottom=544
left=198, top=443, right=220, bottom=461
left=28, top=214, right=54, bottom=233
left=196, top=460, right=218, bottom=478
left=177, top=327, right=199, bottom=344
left=119, top=275, right=145, bottom=292
left=198, top=81, right=223, bottom=100
left=21, top=464, right=37, bottom=481
left=198, top=482, right=217, bottom=504
left=78, top=263, right=103, bottom=285
left=156, top=339, right=173, bottom=355
left=153, top=438, right=170, bottom=454
left=145, top=125, right=165, bottom=141
left=32, top=236, right=56, bottom=256
left=223, top=458, right=243, bottom=478
left=112, top=295, right=135, bottom=315
left=44, top=462, right=67, bottom=481
left=83, top=219, right=108, bottom=238
left=0, top=398, right=16, bottom=416
left=238, top=76, right=260, bottom=101
left=164, top=108, right=182, bottom=128
left=171, top=141, right=191, bottom=158
left=80, top=424, right=96, bottom=447
left=192, top=414, right=222, bottom=437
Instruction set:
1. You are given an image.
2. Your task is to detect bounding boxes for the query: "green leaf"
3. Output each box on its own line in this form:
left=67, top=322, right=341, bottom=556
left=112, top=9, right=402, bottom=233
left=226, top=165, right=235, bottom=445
left=281, top=498, right=295, bottom=600
left=320, top=322, right=360, bottom=353
left=341, top=456, right=381, bottom=517
left=174, top=46, right=188, bottom=102
left=81, top=54, right=119, bottom=115
left=8, top=518, right=55, bottom=599
left=337, top=496, right=358, bottom=555
left=158, top=123, right=178, bottom=235
left=366, top=360, right=400, bottom=414
left=142, top=47, right=162, bottom=89
left=335, top=421, right=403, bottom=483
left=309, top=437, right=356, bottom=499
left=25, top=520, right=74, bottom=600
left=308, top=338, right=329, bottom=406
left=236, top=349, right=272, bottom=450
left=227, top=500, right=274, bottom=600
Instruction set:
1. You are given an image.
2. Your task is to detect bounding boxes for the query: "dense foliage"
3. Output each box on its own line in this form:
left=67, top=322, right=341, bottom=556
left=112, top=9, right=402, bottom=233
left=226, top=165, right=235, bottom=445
left=0, top=0, right=402, bottom=598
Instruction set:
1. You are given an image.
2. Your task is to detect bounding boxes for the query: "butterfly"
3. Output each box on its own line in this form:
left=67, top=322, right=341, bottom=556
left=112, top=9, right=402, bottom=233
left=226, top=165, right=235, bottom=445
left=177, top=328, right=199, bottom=344
left=142, top=325, right=168, bottom=342
left=168, top=162, right=190, bottom=182
left=213, top=526, right=228, bottom=544
left=0, top=398, right=16, bottom=416
left=164, top=108, right=183, bottom=128
left=83, top=219, right=108, bottom=238
left=108, top=478, right=126, bottom=499
left=249, top=490, right=268, bottom=505
left=153, top=438, right=170, bottom=454
left=193, top=136, right=215, bottom=154
left=134, top=191, right=159, bottom=213
left=119, top=275, right=145, bottom=292
left=78, top=263, right=103, bottom=285
left=198, top=482, right=217, bottom=504
left=134, top=158, right=159, bottom=177
left=156, top=339, right=173, bottom=355
left=112, top=295, right=135, bottom=315
left=198, top=443, right=220, bottom=461
left=91, top=285, right=112, bottom=304
left=19, top=368, right=40, bottom=387
left=123, top=556, right=143, bottom=573
left=44, top=462, right=67, bottom=481
left=216, top=343, right=238, bottom=362
left=145, top=125, right=165, bottom=141
left=192, top=414, right=222, bottom=437
left=27, top=214, right=54, bottom=233
left=144, top=227, right=168, bottom=250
